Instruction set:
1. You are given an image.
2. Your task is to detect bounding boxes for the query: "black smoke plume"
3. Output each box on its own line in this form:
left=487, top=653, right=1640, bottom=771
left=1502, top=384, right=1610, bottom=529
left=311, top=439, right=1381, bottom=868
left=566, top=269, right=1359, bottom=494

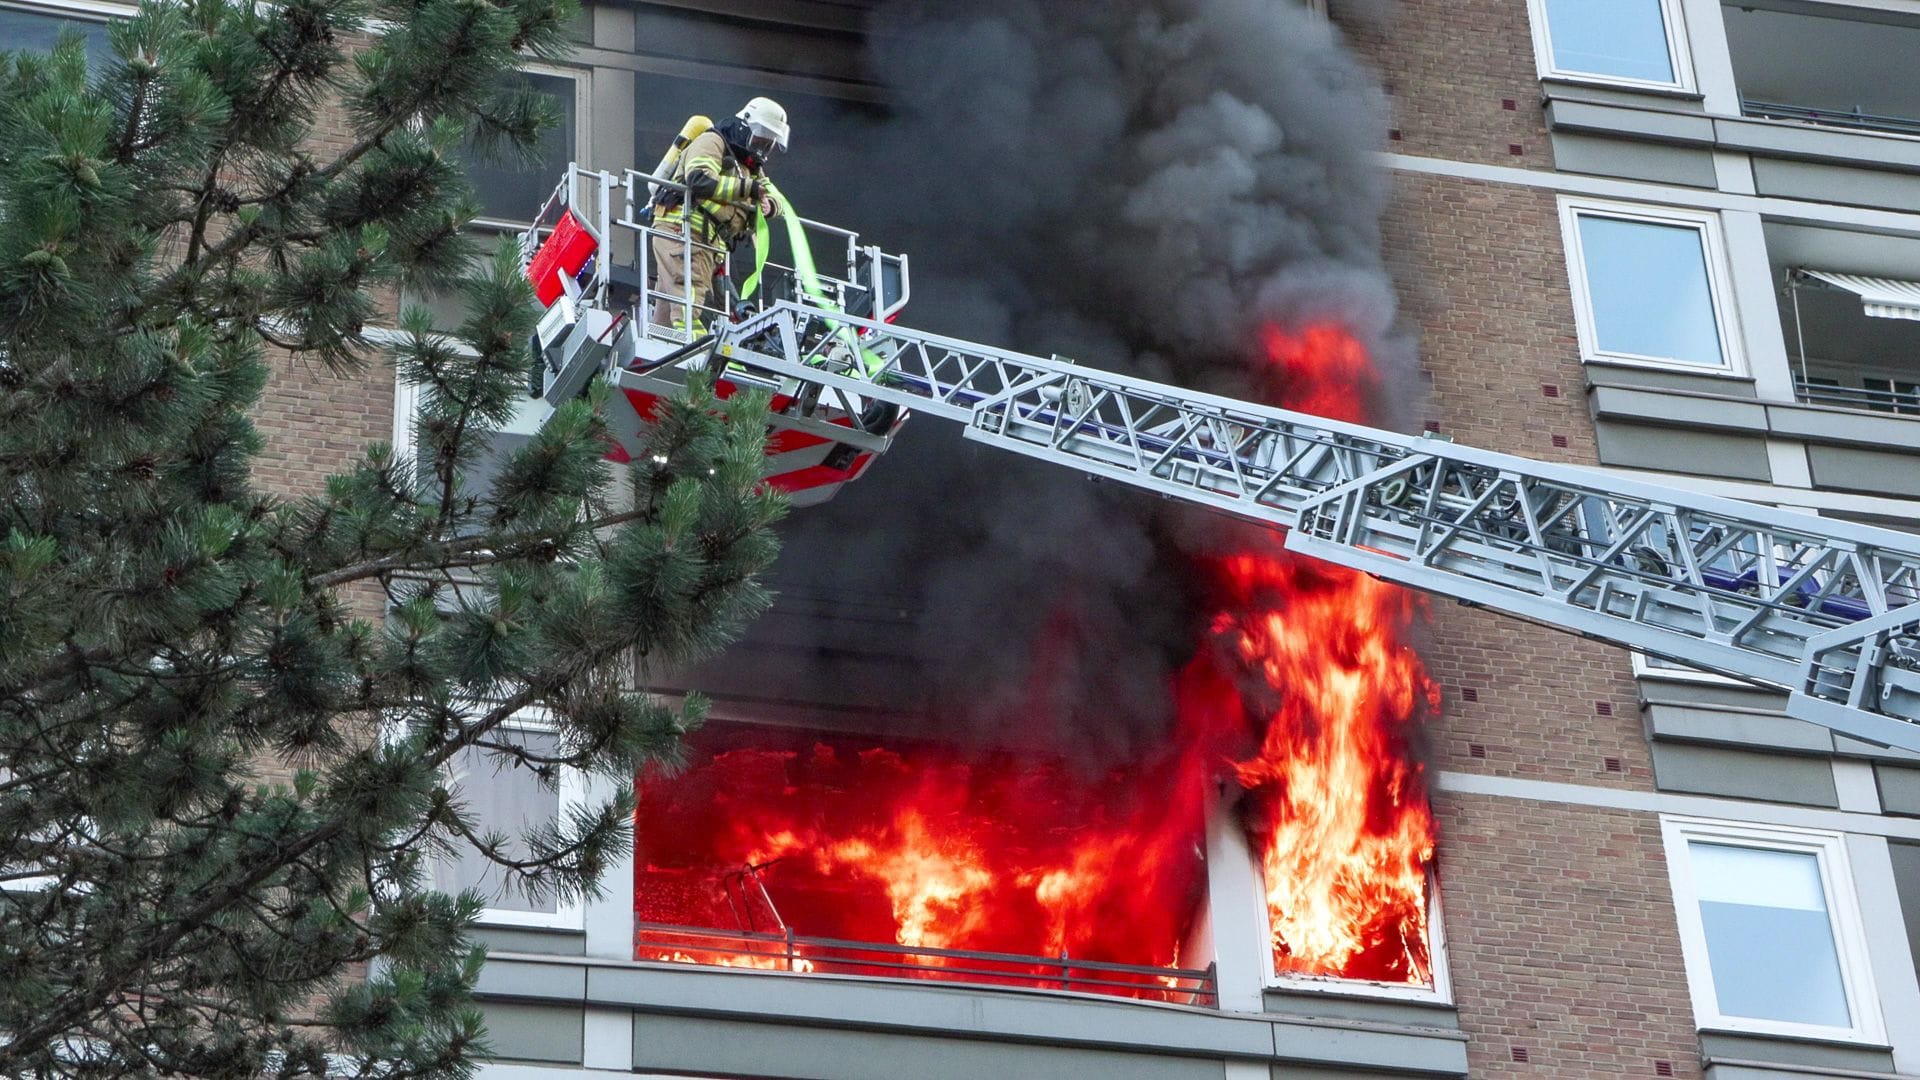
left=699, top=0, right=1412, bottom=763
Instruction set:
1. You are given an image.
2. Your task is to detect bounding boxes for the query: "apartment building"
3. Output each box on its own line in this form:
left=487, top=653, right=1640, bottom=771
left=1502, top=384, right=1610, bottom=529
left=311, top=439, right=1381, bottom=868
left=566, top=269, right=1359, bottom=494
left=13, top=0, right=1920, bottom=1076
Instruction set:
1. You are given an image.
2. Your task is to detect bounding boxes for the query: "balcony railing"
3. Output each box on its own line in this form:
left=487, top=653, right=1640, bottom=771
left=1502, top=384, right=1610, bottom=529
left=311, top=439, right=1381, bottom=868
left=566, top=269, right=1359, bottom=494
left=635, top=922, right=1219, bottom=1007
left=1744, top=98, right=1920, bottom=138
left=1795, top=378, right=1920, bottom=415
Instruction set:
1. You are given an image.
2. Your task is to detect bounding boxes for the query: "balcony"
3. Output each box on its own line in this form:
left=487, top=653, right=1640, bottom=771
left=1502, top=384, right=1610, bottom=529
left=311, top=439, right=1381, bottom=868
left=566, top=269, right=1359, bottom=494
left=1766, top=222, right=1920, bottom=417
left=1723, top=3, right=1920, bottom=139
left=634, top=921, right=1220, bottom=1006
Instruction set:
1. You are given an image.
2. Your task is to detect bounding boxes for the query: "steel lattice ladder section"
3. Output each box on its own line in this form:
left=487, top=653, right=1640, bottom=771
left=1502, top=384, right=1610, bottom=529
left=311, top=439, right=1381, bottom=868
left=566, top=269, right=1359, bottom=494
left=707, top=299, right=1920, bottom=751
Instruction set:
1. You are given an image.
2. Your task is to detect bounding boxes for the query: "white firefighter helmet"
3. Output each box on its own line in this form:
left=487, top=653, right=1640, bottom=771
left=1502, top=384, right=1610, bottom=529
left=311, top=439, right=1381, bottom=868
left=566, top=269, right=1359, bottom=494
left=736, top=96, right=790, bottom=155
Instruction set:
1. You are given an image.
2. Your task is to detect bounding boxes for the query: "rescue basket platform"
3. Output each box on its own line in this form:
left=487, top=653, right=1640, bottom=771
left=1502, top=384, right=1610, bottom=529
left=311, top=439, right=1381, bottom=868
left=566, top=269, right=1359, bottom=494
left=521, top=164, right=911, bottom=507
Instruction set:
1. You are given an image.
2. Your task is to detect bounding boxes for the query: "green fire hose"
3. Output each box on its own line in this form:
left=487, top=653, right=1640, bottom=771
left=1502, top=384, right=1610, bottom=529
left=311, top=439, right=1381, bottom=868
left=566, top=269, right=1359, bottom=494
left=739, top=187, right=886, bottom=379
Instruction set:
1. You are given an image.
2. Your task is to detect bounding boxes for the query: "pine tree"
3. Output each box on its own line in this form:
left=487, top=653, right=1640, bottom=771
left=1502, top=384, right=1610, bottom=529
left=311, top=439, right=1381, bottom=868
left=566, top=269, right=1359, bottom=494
left=0, top=2, right=783, bottom=1074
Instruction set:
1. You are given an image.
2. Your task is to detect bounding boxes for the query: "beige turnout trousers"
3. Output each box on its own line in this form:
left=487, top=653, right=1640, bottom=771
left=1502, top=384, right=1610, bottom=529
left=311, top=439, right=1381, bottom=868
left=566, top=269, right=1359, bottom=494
left=650, top=222, right=721, bottom=331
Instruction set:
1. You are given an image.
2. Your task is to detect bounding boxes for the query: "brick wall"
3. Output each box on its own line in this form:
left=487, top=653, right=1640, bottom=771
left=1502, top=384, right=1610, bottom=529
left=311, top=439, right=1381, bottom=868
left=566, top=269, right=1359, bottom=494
left=252, top=349, right=394, bottom=505
left=1351, top=7, right=1707, bottom=1069
left=1437, top=792, right=1699, bottom=1079
left=1340, top=0, right=1555, bottom=171
left=1377, top=171, right=1652, bottom=786
left=1380, top=172, right=1591, bottom=464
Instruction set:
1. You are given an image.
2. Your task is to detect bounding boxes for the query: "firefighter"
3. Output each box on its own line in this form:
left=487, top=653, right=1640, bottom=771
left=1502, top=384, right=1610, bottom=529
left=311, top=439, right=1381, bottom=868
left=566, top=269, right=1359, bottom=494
left=649, top=97, right=788, bottom=333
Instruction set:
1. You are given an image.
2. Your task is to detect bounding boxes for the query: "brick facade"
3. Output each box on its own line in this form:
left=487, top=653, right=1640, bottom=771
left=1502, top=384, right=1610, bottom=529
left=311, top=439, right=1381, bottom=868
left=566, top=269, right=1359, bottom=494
left=1343, top=0, right=1555, bottom=172
left=1438, top=793, right=1698, bottom=1079
left=252, top=349, right=393, bottom=504
left=1355, top=5, right=1730, bottom=1073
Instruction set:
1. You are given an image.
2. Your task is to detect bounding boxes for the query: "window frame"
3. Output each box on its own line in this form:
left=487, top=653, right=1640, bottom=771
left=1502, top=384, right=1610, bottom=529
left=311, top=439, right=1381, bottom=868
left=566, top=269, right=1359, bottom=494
left=1559, top=198, right=1747, bottom=377
left=435, top=706, right=589, bottom=931
left=1631, top=650, right=1746, bottom=687
left=1525, top=0, right=1697, bottom=93
left=465, top=61, right=590, bottom=231
left=1661, top=815, right=1884, bottom=1043
left=0, top=0, right=128, bottom=22
left=1261, top=864, right=1454, bottom=1003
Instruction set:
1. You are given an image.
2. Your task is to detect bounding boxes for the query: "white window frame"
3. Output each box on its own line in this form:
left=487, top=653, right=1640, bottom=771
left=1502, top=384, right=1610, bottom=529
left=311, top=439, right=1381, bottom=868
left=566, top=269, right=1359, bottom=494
left=0, top=1, right=131, bottom=21
left=437, top=706, right=588, bottom=931
left=389, top=374, right=589, bottom=930
left=468, top=61, right=590, bottom=231
left=1631, top=650, right=1745, bottom=686
left=1261, top=865, right=1454, bottom=1003
left=1559, top=197, right=1747, bottom=377
left=1525, top=0, right=1697, bottom=93
left=1661, top=815, right=1885, bottom=1043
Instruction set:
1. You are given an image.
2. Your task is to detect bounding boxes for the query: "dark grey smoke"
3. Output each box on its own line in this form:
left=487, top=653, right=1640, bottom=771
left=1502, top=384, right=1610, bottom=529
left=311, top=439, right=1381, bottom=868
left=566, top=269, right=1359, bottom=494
left=719, top=0, right=1411, bottom=762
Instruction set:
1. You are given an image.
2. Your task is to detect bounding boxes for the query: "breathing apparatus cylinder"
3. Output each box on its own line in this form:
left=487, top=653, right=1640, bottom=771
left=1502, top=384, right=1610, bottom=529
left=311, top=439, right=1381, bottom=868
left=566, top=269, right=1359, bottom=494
left=647, top=114, right=713, bottom=202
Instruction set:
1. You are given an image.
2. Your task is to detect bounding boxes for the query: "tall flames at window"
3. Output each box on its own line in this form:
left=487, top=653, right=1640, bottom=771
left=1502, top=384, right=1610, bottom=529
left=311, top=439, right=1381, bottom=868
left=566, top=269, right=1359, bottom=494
left=637, top=323, right=1439, bottom=992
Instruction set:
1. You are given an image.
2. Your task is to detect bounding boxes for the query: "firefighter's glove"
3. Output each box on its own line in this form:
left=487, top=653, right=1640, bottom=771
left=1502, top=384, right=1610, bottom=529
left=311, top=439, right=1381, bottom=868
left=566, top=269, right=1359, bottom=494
left=758, top=179, right=781, bottom=218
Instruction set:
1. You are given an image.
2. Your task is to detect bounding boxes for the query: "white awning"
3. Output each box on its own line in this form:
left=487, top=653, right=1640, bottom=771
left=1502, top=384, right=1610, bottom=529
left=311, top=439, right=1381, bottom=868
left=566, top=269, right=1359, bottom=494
left=1799, top=269, right=1920, bottom=322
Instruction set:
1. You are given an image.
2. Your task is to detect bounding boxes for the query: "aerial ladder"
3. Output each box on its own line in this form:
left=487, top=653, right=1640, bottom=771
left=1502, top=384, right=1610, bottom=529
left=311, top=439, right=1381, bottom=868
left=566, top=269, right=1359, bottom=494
left=520, top=165, right=1920, bottom=753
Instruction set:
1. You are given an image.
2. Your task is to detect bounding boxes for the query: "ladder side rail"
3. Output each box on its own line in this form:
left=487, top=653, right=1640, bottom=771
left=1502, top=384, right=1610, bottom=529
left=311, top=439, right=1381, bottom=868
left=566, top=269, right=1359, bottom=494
left=724, top=302, right=1920, bottom=569
left=1287, top=453, right=1920, bottom=745
left=725, top=305, right=1426, bottom=513
left=1297, top=456, right=1896, bottom=645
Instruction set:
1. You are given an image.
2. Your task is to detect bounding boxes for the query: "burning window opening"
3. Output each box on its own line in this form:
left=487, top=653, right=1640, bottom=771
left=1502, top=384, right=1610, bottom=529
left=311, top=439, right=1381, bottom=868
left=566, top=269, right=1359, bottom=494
left=634, top=724, right=1215, bottom=1004
left=1222, top=324, right=1445, bottom=991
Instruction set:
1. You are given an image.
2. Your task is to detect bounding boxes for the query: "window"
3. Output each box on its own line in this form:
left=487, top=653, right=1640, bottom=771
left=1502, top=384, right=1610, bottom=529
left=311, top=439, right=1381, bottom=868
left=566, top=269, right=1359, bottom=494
left=1663, top=817, right=1883, bottom=1041
left=1892, top=841, right=1920, bottom=992
left=623, top=1, right=881, bottom=219
left=434, top=715, right=585, bottom=929
left=0, top=3, right=114, bottom=69
left=1264, top=871, right=1454, bottom=1003
left=388, top=381, right=585, bottom=928
left=1529, top=0, right=1693, bottom=90
left=460, top=68, right=583, bottom=226
left=1561, top=200, right=1741, bottom=374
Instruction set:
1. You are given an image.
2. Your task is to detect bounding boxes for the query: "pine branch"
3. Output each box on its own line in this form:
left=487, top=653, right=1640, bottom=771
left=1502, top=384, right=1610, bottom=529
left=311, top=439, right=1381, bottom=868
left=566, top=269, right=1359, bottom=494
left=309, top=504, right=652, bottom=588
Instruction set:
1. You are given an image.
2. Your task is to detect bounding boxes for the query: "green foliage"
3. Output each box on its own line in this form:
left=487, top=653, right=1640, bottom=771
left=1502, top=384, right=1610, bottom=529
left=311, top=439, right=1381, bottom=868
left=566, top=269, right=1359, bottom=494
left=0, top=3, right=784, bottom=1075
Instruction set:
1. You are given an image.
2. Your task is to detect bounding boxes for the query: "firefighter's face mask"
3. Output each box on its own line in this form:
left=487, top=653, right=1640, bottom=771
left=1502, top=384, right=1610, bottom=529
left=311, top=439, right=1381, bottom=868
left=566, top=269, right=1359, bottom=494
left=745, top=122, right=784, bottom=160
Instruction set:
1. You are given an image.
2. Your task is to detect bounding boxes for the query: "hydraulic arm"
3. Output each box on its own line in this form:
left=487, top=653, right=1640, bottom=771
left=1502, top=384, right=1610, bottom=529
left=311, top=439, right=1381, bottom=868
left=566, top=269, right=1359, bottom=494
left=705, top=300, right=1920, bottom=751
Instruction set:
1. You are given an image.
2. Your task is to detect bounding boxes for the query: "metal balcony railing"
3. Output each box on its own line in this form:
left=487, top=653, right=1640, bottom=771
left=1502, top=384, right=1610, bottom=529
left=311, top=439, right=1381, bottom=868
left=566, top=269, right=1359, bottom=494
left=1744, top=99, right=1920, bottom=138
left=634, top=922, right=1219, bottom=1007
left=1794, top=378, right=1920, bottom=415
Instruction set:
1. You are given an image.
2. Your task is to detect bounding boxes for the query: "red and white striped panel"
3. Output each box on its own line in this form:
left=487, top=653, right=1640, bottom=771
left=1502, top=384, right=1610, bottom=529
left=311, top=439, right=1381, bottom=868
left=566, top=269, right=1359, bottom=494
left=608, top=378, right=887, bottom=508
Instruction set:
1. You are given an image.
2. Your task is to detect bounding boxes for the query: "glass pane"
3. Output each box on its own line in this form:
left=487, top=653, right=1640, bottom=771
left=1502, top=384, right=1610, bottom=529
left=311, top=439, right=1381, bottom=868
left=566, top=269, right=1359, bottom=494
left=1690, top=842, right=1851, bottom=1027
left=1577, top=215, right=1726, bottom=367
left=438, top=730, right=563, bottom=913
left=1544, top=0, right=1675, bottom=83
left=0, top=9, right=113, bottom=69
left=463, top=72, right=576, bottom=223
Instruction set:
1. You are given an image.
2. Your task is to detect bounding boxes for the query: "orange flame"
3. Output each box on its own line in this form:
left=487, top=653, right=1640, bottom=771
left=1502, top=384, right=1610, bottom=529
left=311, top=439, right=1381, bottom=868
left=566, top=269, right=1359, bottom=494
left=1197, top=552, right=1439, bottom=983
left=634, top=320, right=1440, bottom=993
left=1200, top=322, right=1440, bottom=984
left=637, top=736, right=1206, bottom=979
